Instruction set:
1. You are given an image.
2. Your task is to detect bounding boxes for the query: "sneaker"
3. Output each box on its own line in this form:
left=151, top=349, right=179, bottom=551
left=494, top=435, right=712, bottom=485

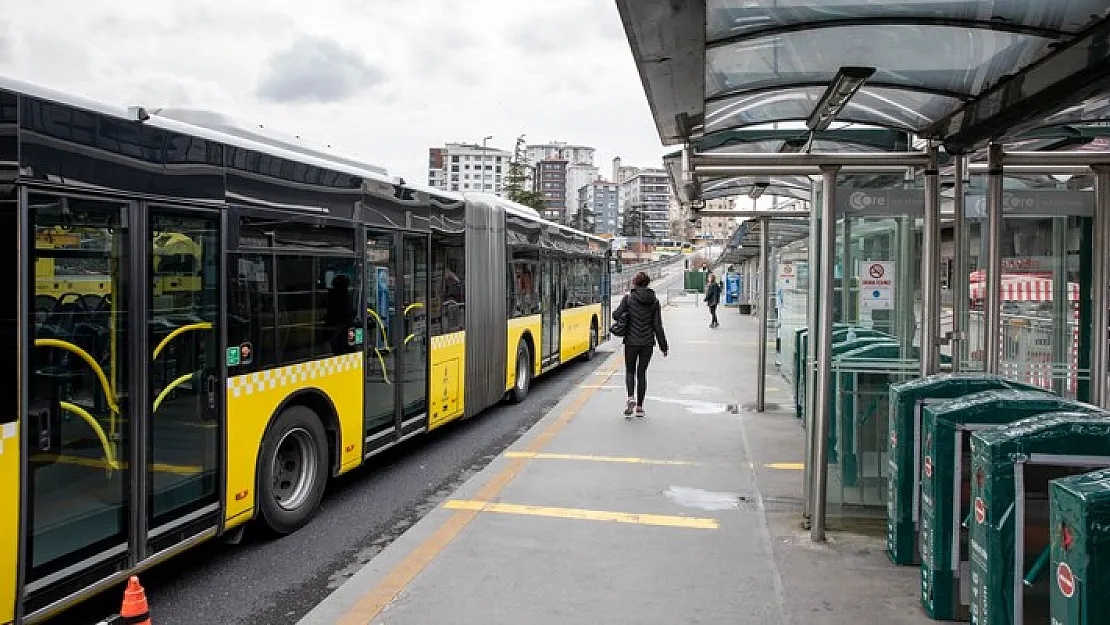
left=634, top=406, right=645, bottom=418
left=624, top=397, right=636, bottom=416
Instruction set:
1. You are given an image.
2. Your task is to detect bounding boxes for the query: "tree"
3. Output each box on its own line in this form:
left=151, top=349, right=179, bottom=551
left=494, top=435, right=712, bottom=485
left=503, top=134, right=547, bottom=213
left=573, top=205, right=596, bottom=234
left=621, top=207, right=649, bottom=238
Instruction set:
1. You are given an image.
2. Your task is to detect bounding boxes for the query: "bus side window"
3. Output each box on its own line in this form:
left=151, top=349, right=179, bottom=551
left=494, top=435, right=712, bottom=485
left=431, top=233, right=465, bottom=335
left=227, top=253, right=276, bottom=373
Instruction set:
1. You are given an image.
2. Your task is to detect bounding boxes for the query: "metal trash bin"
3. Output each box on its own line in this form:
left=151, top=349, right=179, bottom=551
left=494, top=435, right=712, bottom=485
left=1049, top=467, right=1110, bottom=624
left=887, top=375, right=1046, bottom=566
left=968, top=411, right=1110, bottom=625
left=918, top=391, right=1097, bottom=621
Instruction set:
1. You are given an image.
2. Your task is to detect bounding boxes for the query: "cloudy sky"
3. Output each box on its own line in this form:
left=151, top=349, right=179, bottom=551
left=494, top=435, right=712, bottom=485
left=0, top=0, right=669, bottom=184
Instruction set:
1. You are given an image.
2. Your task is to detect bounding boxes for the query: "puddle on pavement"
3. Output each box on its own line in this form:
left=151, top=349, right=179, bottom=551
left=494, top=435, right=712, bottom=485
left=645, top=395, right=728, bottom=414
left=676, top=383, right=724, bottom=396
left=664, top=486, right=748, bottom=511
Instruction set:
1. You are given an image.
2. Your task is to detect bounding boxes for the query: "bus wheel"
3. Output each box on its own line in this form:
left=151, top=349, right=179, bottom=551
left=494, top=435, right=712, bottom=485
left=258, top=405, right=328, bottom=535
left=510, top=341, right=531, bottom=403
left=582, top=321, right=598, bottom=361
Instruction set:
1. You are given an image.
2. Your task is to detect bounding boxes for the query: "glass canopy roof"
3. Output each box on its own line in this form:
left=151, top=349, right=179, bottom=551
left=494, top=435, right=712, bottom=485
left=706, top=1, right=1110, bottom=41
left=617, top=0, right=1110, bottom=152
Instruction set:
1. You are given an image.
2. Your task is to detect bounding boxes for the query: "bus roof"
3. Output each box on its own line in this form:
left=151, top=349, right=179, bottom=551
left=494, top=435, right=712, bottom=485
left=148, top=107, right=389, bottom=176
left=0, top=74, right=608, bottom=247
left=0, top=74, right=395, bottom=185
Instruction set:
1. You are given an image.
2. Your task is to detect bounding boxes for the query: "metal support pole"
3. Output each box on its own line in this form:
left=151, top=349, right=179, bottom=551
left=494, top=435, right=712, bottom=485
left=1052, top=217, right=1069, bottom=396
left=841, top=218, right=852, bottom=326
left=899, top=217, right=915, bottom=354
left=757, top=218, right=770, bottom=411
left=951, top=155, right=967, bottom=372
left=1091, top=168, right=1110, bottom=407
left=985, top=143, right=1004, bottom=374
left=811, top=166, right=839, bottom=543
left=921, top=143, right=941, bottom=375
left=803, top=196, right=818, bottom=520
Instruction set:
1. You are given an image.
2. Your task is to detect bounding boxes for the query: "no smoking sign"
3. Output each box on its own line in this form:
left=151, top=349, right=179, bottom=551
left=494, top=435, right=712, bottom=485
left=858, top=260, right=895, bottom=311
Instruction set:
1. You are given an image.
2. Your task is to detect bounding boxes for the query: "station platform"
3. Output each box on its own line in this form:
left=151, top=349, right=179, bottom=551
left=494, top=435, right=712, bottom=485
left=298, top=295, right=931, bottom=625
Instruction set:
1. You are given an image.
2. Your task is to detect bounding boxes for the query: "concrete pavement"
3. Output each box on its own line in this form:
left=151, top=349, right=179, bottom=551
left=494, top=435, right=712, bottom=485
left=298, top=292, right=931, bottom=624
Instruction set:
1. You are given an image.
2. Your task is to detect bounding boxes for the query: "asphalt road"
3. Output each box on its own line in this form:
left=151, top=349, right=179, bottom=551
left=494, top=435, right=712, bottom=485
left=55, top=265, right=685, bottom=625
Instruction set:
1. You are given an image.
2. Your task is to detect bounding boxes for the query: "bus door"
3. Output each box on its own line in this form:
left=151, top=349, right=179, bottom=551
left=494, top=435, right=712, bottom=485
left=399, top=234, right=429, bottom=439
left=364, top=230, right=399, bottom=454
left=22, top=192, right=134, bottom=615
left=541, top=254, right=560, bottom=366
left=145, top=207, right=221, bottom=554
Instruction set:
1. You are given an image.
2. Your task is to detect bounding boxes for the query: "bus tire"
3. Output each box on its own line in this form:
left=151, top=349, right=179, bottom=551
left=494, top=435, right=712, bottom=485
left=582, top=319, right=598, bottom=361
left=510, top=340, right=532, bottom=403
left=257, top=405, right=329, bottom=535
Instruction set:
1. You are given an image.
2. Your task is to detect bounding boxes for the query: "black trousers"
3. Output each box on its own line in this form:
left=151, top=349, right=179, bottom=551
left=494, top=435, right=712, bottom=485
left=624, top=343, right=654, bottom=405
left=708, top=304, right=718, bottom=324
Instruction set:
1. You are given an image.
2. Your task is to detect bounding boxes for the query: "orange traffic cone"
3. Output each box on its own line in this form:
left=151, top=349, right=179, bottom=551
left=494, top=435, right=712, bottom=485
left=120, top=576, right=151, bottom=625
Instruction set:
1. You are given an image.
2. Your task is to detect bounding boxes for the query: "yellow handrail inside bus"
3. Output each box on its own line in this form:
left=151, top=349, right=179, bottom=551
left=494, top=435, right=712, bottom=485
left=365, top=308, right=393, bottom=384
left=404, top=302, right=424, bottom=315
left=58, top=400, right=119, bottom=472
left=366, top=308, right=389, bottom=344
left=372, top=349, right=392, bottom=385
left=152, top=322, right=213, bottom=361
left=153, top=372, right=197, bottom=412
left=404, top=333, right=415, bottom=346
left=34, top=338, right=120, bottom=415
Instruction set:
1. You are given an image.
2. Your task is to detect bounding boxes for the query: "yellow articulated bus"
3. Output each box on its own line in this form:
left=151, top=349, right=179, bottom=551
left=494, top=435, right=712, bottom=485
left=0, top=76, right=611, bottom=624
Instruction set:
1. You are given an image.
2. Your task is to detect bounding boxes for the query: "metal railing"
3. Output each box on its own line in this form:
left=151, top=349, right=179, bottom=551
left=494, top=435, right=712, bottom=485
left=611, top=255, right=686, bottom=294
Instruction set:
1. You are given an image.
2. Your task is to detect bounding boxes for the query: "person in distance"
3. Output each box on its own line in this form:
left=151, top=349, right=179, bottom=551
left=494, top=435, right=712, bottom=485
left=704, top=272, right=721, bottom=328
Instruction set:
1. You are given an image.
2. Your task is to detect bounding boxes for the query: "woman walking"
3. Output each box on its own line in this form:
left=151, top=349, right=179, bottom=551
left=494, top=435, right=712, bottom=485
left=704, top=273, right=722, bottom=328
left=612, top=271, right=669, bottom=418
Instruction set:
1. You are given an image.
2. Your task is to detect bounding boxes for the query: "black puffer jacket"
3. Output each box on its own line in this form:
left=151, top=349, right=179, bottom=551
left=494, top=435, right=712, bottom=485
left=613, top=287, right=669, bottom=351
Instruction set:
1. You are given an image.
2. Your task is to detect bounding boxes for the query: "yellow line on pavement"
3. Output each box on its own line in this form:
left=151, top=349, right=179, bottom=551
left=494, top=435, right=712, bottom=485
left=578, top=384, right=623, bottom=389
left=336, top=357, right=623, bottom=625
left=444, top=500, right=718, bottom=530
left=765, top=462, right=805, bottom=470
left=505, top=451, right=698, bottom=466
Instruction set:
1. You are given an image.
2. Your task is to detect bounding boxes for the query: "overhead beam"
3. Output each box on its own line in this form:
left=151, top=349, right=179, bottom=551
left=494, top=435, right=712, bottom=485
left=693, top=151, right=928, bottom=167
left=1002, top=151, right=1110, bottom=166
left=693, top=128, right=911, bottom=153
left=695, top=210, right=809, bottom=217
left=695, top=165, right=914, bottom=177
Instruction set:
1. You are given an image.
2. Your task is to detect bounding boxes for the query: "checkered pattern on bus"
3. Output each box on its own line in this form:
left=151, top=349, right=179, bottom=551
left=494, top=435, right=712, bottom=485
left=226, top=353, right=363, bottom=398
left=431, top=331, right=465, bottom=351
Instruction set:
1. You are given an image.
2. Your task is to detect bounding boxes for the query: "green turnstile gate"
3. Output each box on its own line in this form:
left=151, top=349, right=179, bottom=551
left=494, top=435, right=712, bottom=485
left=1049, top=467, right=1110, bottom=624
left=888, top=375, right=1046, bottom=566
left=969, top=412, right=1110, bottom=625
left=918, top=391, right=1097, bottom=621
left=830, top=341, right=920, bottom=503
left=793, top=324, right=875, bottom=418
